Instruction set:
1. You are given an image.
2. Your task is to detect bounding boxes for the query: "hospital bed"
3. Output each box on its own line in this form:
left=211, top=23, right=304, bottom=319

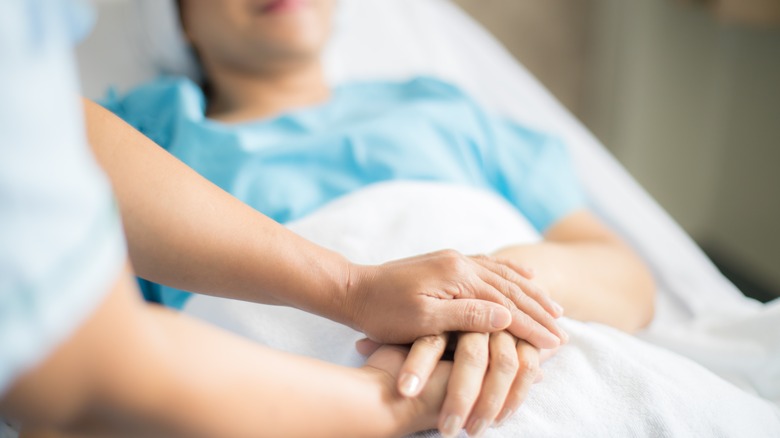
left=75, top=0, right=780, bottom=436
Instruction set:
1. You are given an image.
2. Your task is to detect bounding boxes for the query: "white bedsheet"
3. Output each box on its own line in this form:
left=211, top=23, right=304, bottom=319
left=184, top=182, right=780, bottom=437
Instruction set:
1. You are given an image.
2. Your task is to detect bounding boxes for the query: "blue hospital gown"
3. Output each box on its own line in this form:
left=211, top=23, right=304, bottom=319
left=104, top=76, right=584, bottom=309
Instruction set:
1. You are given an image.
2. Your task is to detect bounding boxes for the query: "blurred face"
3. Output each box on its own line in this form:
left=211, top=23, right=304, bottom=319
left=179, top=0, right=335, bottom=74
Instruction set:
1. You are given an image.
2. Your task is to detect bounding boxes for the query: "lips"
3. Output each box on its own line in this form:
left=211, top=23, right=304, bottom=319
left=261, top=0, right=308, bottom=13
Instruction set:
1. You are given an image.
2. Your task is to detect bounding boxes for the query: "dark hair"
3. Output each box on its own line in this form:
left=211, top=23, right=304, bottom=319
left=174, top=0, right=214, bottom=101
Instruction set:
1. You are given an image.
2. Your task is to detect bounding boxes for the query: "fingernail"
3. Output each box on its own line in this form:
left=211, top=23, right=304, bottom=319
left=441, top=414, right=462, bottom=438
left=552, top=301, right=564, bottom=317
left=469, top=418, right=489, bottom=437
left=491, top=309, right=511, bottom=328
left=495, top=408, right=513, bottom=427
left=398, top=373, right=420, bottom=397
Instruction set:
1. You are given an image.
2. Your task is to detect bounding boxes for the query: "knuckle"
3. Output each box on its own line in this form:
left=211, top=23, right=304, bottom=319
left=504, top=285, right=523, bottom=306
left=459, top=344, right=488, bottom=367
left=438, top=249, right=461, bottom=264
left=473, top=254, right=493, bottom=264
left=513, top=287, right=533, bottom=306
left=495, top=263, right=513, bottom=280
left=453, top=279, right=469, bottom=299
left=517, top=356, right=540, bottom=376
left=419, top=334, right=447, bottom=351
left=442, top=250, right=468, bottom=272
left=512, top=311, right=533, bottom=336
left=501, top=297, right=517, bottom=314
left=438, top=248, right=460, bottom=258
left=462, top=302, right=486, bottom=328
left=449, top=391, right=477, bottom=408
left=481, top=396, right=504, bottom=413
left=492, top=350, right=520, bottom=374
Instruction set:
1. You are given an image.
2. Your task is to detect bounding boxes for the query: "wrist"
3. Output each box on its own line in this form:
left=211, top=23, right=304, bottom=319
left=274, top=249, right=358, bottom=327
left=322, top=253, right=352, bottom=325
left=357, top=366, right=423, bottom=437
left=338, top=262, right=372, bottom=332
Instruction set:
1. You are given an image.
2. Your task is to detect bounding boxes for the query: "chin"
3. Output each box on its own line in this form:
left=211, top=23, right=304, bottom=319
left=254, top=26, right=329, bottom=57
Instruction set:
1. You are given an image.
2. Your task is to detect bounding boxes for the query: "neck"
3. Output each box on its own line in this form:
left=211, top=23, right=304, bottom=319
left=205, top=60, right=330, bottom=123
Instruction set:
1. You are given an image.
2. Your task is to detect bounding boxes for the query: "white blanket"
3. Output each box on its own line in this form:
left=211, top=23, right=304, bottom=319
left=184, top=181, right=780, bottom=437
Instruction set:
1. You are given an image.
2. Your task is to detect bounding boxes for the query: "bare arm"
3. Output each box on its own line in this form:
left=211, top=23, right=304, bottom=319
left=493, top=210, right=655, bottom=332
left=3, top=267, right=445, bottom=438
left=83, top=99, right=351, bottom=323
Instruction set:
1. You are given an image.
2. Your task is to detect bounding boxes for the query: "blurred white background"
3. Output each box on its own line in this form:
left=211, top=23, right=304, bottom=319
left=454, top=0, right=780, bottom=300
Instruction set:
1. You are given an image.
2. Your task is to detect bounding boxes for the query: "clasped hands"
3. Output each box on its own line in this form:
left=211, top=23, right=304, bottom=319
left=339, top=249, right=565, bottom=437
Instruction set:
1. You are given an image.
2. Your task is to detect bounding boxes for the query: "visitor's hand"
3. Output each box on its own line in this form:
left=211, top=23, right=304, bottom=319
left=345, top=250, right=567, bottom=348
left=361, top=345, right=453, bottom=436
left=358, top=333, right=558, bottom=437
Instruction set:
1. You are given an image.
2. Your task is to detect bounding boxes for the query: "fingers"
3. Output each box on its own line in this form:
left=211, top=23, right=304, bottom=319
left=504, top=306, right=562, bottom=350
left=422, top=253, right=565, bottom=349
left=495, top=339, right=541, bottom=426
left=464, top=331, right=519, bottom=437
left=438, top=332, right=489, bottom=438
left=395, top=334, right=448, bottom=397
left=474, top=267, right=566, bottom=349
left=468, top=256, right=568, bottom=348
left=432, top=299, right=513, bottom=334
left=504, top=260, right=536, bottom=279
left=471, top=255, right=563, bottom=318
left=434, top=291, right=559, bottom=350
left=498, top=258, right=564, bottom=318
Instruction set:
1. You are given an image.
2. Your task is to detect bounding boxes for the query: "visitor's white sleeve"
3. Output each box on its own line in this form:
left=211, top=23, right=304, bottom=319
left=0, top=0, right=126, bottom=396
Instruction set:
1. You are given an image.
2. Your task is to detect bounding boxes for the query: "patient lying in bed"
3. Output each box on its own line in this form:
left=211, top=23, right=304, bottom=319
left=105, top=0, right=654, bottom=324
left=102, top=0, right=662, bottom=435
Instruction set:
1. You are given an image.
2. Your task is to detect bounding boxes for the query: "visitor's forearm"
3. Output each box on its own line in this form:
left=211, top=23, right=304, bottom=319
left=0, top=266, right=161, bottom=434
left=134, top=306, right=405, bottom=438
left=59, top=305, right=405, bottom=438
left=82, top=99, right=351, bottom=323
left=7, top=272, right=407, bottom=438
left=493, top=241, right=655, bottom=332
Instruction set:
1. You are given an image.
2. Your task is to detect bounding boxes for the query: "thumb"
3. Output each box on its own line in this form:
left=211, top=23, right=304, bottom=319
left=432, top=299, right=512, bottom=333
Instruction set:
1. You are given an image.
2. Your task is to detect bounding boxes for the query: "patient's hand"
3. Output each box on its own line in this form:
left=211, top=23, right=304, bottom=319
left=346, top=250, right=566, bottom=349
left=362, top=344, right=454, bottom=436
left=437, top=333, right=556, bottom=437
left=358, top=331, right=558, bottom=438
